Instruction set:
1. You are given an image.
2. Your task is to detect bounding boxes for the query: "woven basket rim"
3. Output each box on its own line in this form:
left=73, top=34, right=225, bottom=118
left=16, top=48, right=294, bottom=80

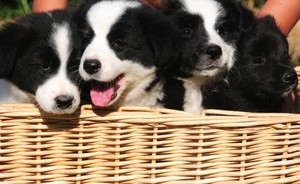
left=1, top=103, right=300, bottom=129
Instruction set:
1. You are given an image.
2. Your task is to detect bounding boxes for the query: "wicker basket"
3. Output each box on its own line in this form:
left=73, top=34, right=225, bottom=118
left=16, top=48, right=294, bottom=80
left=1, top=67, right=300, bottom=184
left=1, top=105, right=300, bottom=184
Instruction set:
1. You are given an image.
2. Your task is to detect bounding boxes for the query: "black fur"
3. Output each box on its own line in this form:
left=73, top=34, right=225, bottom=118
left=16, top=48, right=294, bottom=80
left=0, top=10, right=81, bottom=95
left=202, top=16, right=298, bottom=112
left=160, top=76, right=185, bottom=110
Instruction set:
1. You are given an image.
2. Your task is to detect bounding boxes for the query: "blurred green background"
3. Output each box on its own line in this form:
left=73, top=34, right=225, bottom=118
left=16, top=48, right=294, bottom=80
left=0, top=0, right=81, bottom=22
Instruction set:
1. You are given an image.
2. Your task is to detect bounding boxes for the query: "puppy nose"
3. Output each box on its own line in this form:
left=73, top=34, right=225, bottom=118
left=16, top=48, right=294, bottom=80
left=206, top=45, right=222, bottom=60
left=84, top=59, right=101, bottom=75
left=55, top=95, right=74, bottom=109
left=282, top=72, right=297, bottom=85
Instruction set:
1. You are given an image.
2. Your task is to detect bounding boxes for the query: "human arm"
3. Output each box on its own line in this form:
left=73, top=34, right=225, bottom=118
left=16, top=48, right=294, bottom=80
left=32, top=0, right=68, bottom=12
left=257, top=0, right=300, bottom=36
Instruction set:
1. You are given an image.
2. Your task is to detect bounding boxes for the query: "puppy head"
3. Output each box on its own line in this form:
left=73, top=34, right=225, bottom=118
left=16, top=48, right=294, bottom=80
left=159, top=0, right=255, bottom=78
left=75, top=0, right=180, bottom=107
left=237, top=16, right=297, bottom=97
left=0, top=10, right=81, bottom=114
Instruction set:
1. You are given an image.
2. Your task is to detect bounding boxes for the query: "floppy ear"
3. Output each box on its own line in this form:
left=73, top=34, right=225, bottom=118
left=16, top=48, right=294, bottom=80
left=0, top=22, right=31, bottom=78
left=235, top=2, right=257, bottom=32
left=150, top=33, right=180, bottom=72
left=257, top=16, right=281, bottom=32
left=140, top=9, right=181, bottom=72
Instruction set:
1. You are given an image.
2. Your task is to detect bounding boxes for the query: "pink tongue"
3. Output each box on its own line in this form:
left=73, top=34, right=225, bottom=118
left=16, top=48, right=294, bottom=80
left=90, top=86, right=114, bottom=107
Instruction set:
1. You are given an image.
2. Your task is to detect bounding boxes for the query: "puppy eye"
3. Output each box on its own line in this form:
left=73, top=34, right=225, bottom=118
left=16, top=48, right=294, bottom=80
left=83, top=35, right=92, bottom=44
left=183, top=28, right=193, bottom=38
left=82, top=32, right=93, bottom=46
left=81, top=27, right=94, bottom=46
left=41, top=63, right=51, bottom=71
left=112, top=40, right=127, bottom=52
left=253, top=57, right=266, bottom=65
left=217, top=21, right=234, bottom=37
left=217, top=26, right=226, bottom=37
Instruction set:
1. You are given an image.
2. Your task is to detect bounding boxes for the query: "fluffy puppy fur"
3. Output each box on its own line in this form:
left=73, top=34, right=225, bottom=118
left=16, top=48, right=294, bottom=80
left=0, top=10, right=82, bottom=114
left=154, top=0, right=255, bottom=113
left=73, top=0, right=180, bottom=108
left=202, top=16, right=298, bottom=112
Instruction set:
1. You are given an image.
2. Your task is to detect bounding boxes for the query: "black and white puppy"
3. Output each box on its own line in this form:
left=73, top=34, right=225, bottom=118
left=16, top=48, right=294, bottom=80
left=74, top=0, right=180, bottom=108
left=0, top=10, right=82, bottom=114
left=156, top=0, right=255, bottom=113
left=202, top=16, right=298, bottom=112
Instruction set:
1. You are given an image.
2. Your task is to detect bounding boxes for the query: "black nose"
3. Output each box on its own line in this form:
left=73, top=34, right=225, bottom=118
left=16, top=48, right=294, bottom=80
left=206, top=45, right=222, bottom=60
left=55, top=95, right=74, bottom=109
left=83, top=59, right=101, bottom=75
left=282, top=72, right=297, bottom=85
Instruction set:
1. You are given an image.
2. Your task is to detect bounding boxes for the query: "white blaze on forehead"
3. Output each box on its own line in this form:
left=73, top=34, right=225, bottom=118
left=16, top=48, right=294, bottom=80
left=182, top=0, right=224, bottom=33
left=88, top=1, right=140, bottom=37
left=51, top=23, right=71, bottom=69
left=181, top=0, right=226, bottom=48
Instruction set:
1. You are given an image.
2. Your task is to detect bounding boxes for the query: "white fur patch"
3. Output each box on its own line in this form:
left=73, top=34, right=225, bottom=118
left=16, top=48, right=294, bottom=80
left=52, top=23, right=71, bottom=65
left=113, top=65, right=164, bottom=107
left=35, top=23, right=80, bottom=114
left=180, top=77, right=203, bottom=114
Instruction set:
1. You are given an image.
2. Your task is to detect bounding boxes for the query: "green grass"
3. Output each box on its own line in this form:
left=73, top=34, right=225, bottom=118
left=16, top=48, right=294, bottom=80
left=0, top=0, right=31, bottom=21
left=254, top=0, right=266, bottom=8
left=297, top=57, right=300, bottom=66
left=0, top=0, right=81, bottom=22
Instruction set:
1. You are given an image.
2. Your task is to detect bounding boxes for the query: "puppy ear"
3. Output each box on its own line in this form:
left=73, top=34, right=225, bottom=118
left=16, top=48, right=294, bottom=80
left=0, top=22, right=31, bottom=78
left=235, top=2, right=257, bottom=32
left=141, top=11, right=181, bottom=72
left=151, top=36, right=180, bottom=72
left=257, top=16, right=281, bottom=32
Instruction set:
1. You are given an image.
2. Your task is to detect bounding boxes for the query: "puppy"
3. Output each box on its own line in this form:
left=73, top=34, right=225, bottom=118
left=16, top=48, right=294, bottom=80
left=0, top=10, right=82, bottom=114
left=155, top=0, right=255, bottom=113
left=202, top=16, right=298, bottom=112
left=73, top=0, right=180, bottom=108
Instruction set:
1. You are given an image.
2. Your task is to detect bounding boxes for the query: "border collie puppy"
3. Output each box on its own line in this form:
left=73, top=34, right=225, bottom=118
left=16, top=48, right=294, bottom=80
left=0, top=10, right=82, bottom=114
left=202, top=16, right=298, bottom=112
left=156, top=0, right=255, bottom=113
left=73, top=0, right=180, bottom=108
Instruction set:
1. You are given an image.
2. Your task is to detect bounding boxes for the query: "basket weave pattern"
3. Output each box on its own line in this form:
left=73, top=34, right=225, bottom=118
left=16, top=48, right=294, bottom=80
left=1, top=104, right=300, bottom=183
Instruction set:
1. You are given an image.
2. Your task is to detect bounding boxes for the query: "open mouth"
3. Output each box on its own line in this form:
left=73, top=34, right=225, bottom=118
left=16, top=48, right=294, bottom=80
left=90, top=74, right=124, bottom=107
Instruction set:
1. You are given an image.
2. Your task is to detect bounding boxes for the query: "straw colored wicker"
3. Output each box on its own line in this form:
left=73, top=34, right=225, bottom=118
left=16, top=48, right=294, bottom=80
left=1, top=66, right=300, bottom=183
left=1, top=103, right=300, bottom=184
